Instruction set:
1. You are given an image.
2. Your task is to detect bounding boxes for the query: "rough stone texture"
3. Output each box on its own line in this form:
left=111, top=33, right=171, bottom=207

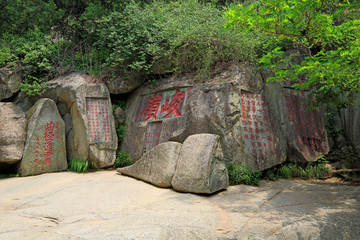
left=1, top=171, right=359, bottom=240
left=171, top=134, right=228, bottom=194
left=114, top=106, right=126, bottom=122
left=105, top=72, right=144, bottom=94
left=42, top=72, right=117, bottom=168
left=0, top=66, right=22, bottom=101
left=122, top=63, right=287, bottom=171
left=0, top=103, right=26, bottom=165
left=117, top=142, right=182, bottom=187
left=341, top=97, right=360, bottom=157
left=16, top=98, right=67, bottom=176
left=265, top=83, right=330, bottom=162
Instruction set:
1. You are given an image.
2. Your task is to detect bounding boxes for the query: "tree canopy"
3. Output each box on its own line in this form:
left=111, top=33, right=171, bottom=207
left=225, top=0, right=360, bottom=109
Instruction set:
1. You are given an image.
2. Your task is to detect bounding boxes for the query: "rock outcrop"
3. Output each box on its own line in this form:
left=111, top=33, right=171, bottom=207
left=16, top=98, right=67, bottom=176
left=42, top=72, right=117, bottom=168
left=171, top=134, right=228, bottom=194
left=121, top=63, right=330, bottom=171
left=117, top=142, right=182, bottom=187
left=0, top=66, right=22, bottom=101
left=0, top=103, right=26, bottom=166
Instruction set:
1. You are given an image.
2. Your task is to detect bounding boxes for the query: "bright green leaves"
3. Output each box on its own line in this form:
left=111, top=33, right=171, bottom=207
left=225, top=0, right=360, bottom=109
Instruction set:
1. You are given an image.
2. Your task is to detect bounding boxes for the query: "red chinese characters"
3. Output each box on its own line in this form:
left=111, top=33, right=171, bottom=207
left=135, top=88, right=190, bottom=122
left=140, top=93, right=162, bottom=121
left=34, top=137, right=40, bottom=163
left=160, top=89, right=185, bottom=118
left=43, top=121, right=55, bottom=164
left=142, top=122, right=162, bottom=155
left=86, top=98, right=112, bottom=143
left=240, top=92, right=275, bottom=157
left=285, top=90, right=323, bottom=152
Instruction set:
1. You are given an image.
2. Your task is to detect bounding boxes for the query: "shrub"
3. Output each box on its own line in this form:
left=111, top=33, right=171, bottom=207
left=227, top=163, right=261, bottom=185
left=114, top=151, right=133, bottom=168
left=68, top=159, right=89, bottom=173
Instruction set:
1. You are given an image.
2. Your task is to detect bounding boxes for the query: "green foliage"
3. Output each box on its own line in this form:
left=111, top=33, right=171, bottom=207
left=94, top=0, right=261, bottom=78
left=264, top=160, right=332, bottom=181
left=114, top=151, right=133, bottom=168
left=68, top=159, right=89, bottom=173
left=0, top=174, right=20, bottom=179
left=113, top=104, right=127, bottom=144
left=225, top=0, right=360, bottom=109
left=227, top=163, right=261, bottom=185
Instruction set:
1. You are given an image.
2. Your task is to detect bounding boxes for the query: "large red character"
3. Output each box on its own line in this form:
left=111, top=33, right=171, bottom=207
left=43, top=122, right=55, bottom=164
left=140, top=93, right=162, bottom=120
left=161, top=89, right=185, bottom=118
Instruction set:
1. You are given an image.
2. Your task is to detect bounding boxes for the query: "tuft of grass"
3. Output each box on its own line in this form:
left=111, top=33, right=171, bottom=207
left=114, top=151, right=133, bottom=168
left=68, top=159, right=89, bottom=173
left=227, top=163, right=261, bottom=186
left=264, top=160, right=332, bottom=181
left=0, top=173, right=19, bottom=179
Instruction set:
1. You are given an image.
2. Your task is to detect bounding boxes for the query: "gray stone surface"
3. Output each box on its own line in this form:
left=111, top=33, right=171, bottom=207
left=121, top=64, right=287, bottom=171
left=0, top=102, right=26, bottom=165
left=171, top=134, right=229, bottom=194
left=265, top=84, right=330, bottom=162
left=341, top=97, right=360, bottom=157
left=105, top=72, right=144, bottom=94
left=0, top=171, right=359, bottom=240
left=16, top=98, right=67, bottom=176
left=42, top=72, right=117, bottom=168
left=0, top=66, right=22, bottom=101
left=117, top=142, right=182, bottom=187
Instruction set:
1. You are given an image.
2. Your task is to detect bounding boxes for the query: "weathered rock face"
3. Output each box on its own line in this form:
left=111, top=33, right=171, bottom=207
left=340, top=97, right=360, bottom=156
left=265, top=84, right=330, bottom=162
left=121, top=63, right=287, bottom=171
left=16, top=98, right=67, bottom=176
left=0, top=66, right=22, bottom=101
left=43, top=72, right=117, bottom=168
left=0, top=103, right=26, bottom=165
left=171, top=134, right=228, bottom=194
left=117, top=142, right=182, bottom=187
left=105, top=72, right=144, bottom=94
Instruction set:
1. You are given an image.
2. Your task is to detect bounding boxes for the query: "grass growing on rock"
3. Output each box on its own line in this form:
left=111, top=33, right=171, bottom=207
left=114, top=151, right=133, bottom=168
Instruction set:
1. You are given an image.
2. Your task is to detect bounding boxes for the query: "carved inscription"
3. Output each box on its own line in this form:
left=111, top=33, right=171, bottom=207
left=285, top=90, right=323, bottom=152
left=241, top=92, right=276, bottom=156
left=34, top=121, right=59, bottom=164
left=142, top=121, right=162, bottom=155
left=135, top=88, right=191, bottom=122
left=86, top=98, right=111, bottom=143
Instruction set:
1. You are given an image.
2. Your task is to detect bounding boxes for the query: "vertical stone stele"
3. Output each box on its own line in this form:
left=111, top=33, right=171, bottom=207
left=16, top=98, right=67, bottom=176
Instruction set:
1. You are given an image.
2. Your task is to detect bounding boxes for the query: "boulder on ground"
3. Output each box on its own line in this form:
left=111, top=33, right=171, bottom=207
left=0, top=66, right=22, bottom=101
left=171, top=134, right=228, bottom=194
left=117, top=142, right=182, bottom=187
left=43, top=72, right=117, bottom=168
left=16, top=98, right=67, bottom=176
left=0, top=103, right=26, bottom=165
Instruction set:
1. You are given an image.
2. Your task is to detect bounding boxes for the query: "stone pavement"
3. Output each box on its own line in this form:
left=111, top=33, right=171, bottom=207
left=0, top=170, right=359, bottom=240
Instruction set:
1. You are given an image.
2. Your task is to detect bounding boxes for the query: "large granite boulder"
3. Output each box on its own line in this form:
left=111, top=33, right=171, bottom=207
left=16, top=98, right=67, bottom=176
left=265, top=84, right=330, bottom=162
left=117, top=142, right=182, bottom=187
left=0, top=66, right=22, bottom=101
left=42, top=72, right=117, bottom=168
left=121, top=63, right=287, bottom=171
left=0, top=103, right=26, bottom=166
left=171, top=134, right=228, bottom=194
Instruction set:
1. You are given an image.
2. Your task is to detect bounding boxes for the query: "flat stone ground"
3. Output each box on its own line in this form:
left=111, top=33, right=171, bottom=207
left=0, top=171, right=359, bottom=240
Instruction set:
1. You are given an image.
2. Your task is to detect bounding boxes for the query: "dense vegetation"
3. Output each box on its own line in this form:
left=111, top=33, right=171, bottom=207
left=225, top=0, right=360, bottom=109
left=1, top=0, right=358, bottom=108
left=0, top=0, right=263, bottom=96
